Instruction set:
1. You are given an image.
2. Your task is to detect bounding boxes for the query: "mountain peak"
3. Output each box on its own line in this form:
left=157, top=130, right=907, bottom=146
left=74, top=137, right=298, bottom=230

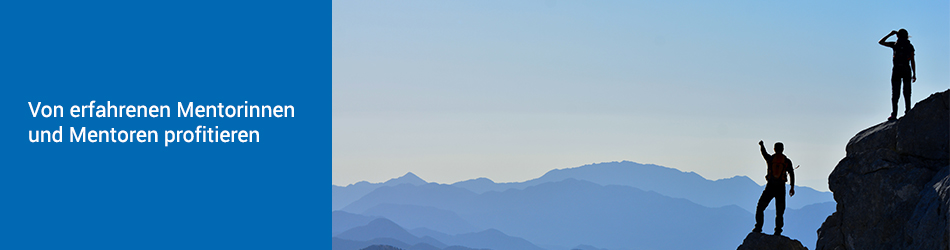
left=386, top=172, right=427, bottom=186
left=336, top=218, right=420, bottom=245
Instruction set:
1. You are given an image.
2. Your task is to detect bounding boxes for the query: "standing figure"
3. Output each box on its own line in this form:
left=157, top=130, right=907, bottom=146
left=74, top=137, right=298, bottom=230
left=753, top=140, right=795, bottom=235
left=879, top=29, right=916, bottom=121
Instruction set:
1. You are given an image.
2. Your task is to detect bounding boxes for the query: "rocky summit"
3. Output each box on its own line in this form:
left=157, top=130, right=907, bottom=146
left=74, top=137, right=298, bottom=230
left=816, top=90, right=949, bottom=250
left=737, top=232, right=808, bottom=250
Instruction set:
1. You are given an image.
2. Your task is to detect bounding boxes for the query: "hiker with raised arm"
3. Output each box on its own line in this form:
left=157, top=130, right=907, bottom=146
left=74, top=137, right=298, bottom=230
left=752, top=140, right=796, bottom=235
left=879, top=29, right=916, bottom=121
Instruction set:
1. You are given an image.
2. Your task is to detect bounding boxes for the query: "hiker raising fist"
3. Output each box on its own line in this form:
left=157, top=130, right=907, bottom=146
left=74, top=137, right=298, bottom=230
left=752, top=140, right=796, bottom=235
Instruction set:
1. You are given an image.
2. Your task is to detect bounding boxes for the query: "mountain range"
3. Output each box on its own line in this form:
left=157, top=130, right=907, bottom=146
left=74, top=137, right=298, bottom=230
left=333, top=172, right=428, bottom=211
left=333, top=161, right=835, bottom=250
left=333, top=216, right=537, bottom=250
left=335, top=90, right=948, bottom=250
left=334, top=161, right=832, bottom=213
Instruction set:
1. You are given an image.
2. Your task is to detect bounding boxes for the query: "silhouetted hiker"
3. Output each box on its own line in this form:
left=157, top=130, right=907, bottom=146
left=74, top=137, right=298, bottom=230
left=753, top=140, right=795, bottom=235
left=879, top=29, right=916, bottom=121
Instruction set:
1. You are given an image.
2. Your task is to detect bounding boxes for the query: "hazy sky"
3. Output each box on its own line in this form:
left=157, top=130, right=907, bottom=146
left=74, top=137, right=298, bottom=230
left=332, top=0, right=949, bottom=191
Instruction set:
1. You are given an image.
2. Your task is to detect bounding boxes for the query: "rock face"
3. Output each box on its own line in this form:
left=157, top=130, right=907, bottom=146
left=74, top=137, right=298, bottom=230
left=737, top=232, right=808, bottom=250
left=816, top=90, right=950, bottom=250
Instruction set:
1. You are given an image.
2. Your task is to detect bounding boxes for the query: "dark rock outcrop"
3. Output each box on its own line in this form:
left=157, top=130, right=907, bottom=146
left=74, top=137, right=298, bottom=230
left=816, top=90, right=950, bottom=250
left=737, top=232, right=808, bottom=250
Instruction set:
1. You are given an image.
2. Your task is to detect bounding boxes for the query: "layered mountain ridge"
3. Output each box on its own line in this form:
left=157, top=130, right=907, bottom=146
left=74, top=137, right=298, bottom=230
left=334, top=170, right=834, bottom=250
left=334, top=161, right=833, bottom=214
left=334, top=90, right=949, bottom=250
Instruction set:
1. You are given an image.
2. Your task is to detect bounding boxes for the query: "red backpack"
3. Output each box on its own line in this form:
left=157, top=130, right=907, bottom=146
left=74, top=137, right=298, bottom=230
left=768, top=153, right=788, bottom=182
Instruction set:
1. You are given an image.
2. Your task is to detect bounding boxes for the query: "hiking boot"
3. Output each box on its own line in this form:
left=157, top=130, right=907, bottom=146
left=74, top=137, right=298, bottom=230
left=887, top=116, right=897, bottom=121
left=752, top=228, right=762, bottom=233
left=774, top=228, right=782, bottom=235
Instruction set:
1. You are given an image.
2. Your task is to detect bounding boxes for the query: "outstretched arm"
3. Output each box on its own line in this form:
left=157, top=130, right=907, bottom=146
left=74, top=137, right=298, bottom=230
left=879, top=30, right=897, bottom=46
left=759, top=140, right=769, bottom=160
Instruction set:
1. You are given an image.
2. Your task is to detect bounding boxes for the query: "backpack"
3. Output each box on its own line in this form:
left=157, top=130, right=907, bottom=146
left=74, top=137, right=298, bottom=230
left=768, top=153, right=788, bottom=183
left=892, top=40, right=915, bottom=66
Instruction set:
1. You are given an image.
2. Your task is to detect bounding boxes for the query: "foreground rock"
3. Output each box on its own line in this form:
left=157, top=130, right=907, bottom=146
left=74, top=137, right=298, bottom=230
left=816, top=90, right=950, bottom=250
left=737, top=232, right=808, bottom=250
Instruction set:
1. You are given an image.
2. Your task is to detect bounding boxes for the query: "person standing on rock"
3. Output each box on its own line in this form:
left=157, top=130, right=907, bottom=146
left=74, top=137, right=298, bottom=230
left=753, top=140, right=796, bottom=235
left=879, top=29, right=916, bottom=121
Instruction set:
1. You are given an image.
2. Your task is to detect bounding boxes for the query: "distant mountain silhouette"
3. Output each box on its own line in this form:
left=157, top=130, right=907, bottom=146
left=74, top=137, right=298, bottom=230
left=336, top=218, right=443, bottom=248
left=451, top=161, right=832, bottom=213
left=334, top=162, right=837, bottom=249
left=361, top=203, right=480, bottom=235
left=333, top=162, right=833, bottom=214
left=342, top=183, right=477, bottom=214
left=334, top=217, right=529, bottom=250
left=334, top=172, right=428, bottom=210
left=442, top=246, right=487, bottom=250
left=449, top=177, right=497, bottom=193
left=360, top=245, right=403, bottom=250
left=452, top=229, right=545, bottom=250
left=344, top=178, right=751, bottom=250
left=407, top=228, right=452, bottom=243
left=333, top=237, right=411, bottom=250
left=571, top=244, right=608, bottom=250
left=333, top=210, right=378, bottom=236
left=333, top=237, right=470, bottom=250
left=410, top=228, right=545, bottom=250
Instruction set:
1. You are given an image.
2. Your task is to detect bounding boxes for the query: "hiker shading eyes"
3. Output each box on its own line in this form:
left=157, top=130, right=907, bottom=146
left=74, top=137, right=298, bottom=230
left=879, top=28, right=916, bottom=121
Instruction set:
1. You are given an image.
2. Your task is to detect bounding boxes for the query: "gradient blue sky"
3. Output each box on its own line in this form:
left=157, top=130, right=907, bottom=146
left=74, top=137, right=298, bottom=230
left=333, top=0, right=949, bottom=191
